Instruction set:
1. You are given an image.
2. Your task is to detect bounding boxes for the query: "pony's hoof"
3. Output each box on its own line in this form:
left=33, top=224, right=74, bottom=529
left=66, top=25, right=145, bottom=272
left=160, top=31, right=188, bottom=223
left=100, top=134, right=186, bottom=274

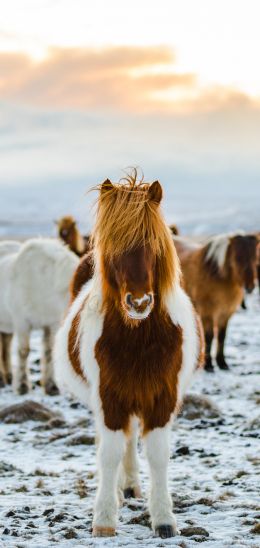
left=124, top=485, right=142, bottom=499
left=124, top=487, right=135, bottom=499
left=217, top=362, right=229, bottom=371
left=92, top=526, right=116, bottom=537
left=0, top=375, right=6, bottom=388
left=44, top=380, right=59, bottom=396
left=204, top=363, right=214, bottom=373
left=18, top=382, right=29, bottom=395
left=155, top=525, right=176, bottom=538
left=6, top=373, right=12, bottom=385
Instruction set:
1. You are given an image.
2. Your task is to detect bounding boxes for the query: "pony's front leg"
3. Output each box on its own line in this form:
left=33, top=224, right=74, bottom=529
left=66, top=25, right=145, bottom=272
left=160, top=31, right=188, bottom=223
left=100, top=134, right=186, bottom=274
left=0, top=333, right=6, bottom=387
left=15, top=331, right=30, bottom=395
left=216, top=321, right=229, bottom=370
left=93, top=427, right=126, bottom=537
left=144, top=425, right=178, bottom=539
left=122, top=420, right=141, bottom=499
left=42, top=326, right=59, bottom=395
left=2, top=333, right=13, bottom=384
left=202, top=316, right=214, bottom=373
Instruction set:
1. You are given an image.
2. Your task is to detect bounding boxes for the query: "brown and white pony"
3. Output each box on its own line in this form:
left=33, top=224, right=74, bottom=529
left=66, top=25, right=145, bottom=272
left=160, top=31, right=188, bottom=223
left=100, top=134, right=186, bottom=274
left=56, top=215, right=91, bottom=257
left=54, top=175, right=202, bottom=538
left=174, top=233, right=259, bottom=372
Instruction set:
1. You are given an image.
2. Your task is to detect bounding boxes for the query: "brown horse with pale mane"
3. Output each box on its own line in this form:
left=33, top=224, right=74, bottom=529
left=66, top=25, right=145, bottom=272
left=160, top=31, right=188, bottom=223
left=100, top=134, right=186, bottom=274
left=54, top=172, right=203, bottom=538
left=174, top=232, right=259, bottom=372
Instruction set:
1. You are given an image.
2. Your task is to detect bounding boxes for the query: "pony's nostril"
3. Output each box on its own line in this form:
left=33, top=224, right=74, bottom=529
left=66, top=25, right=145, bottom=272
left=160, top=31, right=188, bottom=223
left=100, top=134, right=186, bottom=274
left=148, top=294, right=153, bottom=305
left=126, top=294, right=133, bottom=307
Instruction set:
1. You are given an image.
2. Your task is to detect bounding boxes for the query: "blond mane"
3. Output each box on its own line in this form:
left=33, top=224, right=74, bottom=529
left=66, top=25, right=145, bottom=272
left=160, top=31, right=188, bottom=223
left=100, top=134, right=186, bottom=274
left=93, top=171, right=180, bottom=296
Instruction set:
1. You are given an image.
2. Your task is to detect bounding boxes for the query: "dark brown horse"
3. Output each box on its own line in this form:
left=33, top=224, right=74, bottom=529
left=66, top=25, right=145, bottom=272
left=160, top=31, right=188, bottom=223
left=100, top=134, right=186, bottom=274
left=175, top=233, right=259, bottom=372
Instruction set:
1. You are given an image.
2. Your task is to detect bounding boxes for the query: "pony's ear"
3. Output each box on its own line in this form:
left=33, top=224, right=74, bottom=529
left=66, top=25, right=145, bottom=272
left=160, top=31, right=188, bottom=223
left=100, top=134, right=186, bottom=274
left=101, top=179, right=113, bottom=193
left=148, top=180, right=162, bottom=205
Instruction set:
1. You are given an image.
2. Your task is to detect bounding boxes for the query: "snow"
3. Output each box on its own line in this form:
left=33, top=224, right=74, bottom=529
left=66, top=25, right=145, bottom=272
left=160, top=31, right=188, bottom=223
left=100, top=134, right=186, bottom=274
left=0, top=293, right=259, bottom=548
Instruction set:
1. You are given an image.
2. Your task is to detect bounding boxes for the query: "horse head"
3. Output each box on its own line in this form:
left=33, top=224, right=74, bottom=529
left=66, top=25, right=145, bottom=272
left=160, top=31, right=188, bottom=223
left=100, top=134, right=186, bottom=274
left=229, top=234, right=258, bottom=293
left=94, top=174, right=178, bottom=324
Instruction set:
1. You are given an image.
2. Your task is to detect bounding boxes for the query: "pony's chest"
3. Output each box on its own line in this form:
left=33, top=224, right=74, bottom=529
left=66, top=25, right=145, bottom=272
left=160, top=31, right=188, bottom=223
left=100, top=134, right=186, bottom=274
left=94, top=314, right=183, bottom=431
left=95, top=314, right=183, bottom=398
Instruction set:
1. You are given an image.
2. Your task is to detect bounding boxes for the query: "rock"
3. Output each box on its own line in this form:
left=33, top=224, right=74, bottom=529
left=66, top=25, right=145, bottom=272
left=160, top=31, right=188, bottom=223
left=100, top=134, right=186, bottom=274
left=52, top=512, right=68, bottom=523
left=48, top=417, right=66, bottom=428
left=181, top=526, right=209, bottom=537
left=242, top=416, right=260, bottom=435
left=75, top=478, right=88, bottom=498
left=172, top=493, right=194, bottom=511
left=176, top=446, right=190, bottom=456
left=0, top=462, right=20, bottom=475
left=251, top=523, right=260, bottom=534
left=43, top=508, right=54, bottom=517
left=181, top=394, right=222, bottom=420
left=0, top=400, right=63, bottom=424
left=5, top=510, right=15, bottom=517
left=128, top=511, right=151, bottom=528
left=196, top=497, right=214, bottom=507
left=64, top=528, right=78, bottom=539
left=68, top=434, right=95, bottom=446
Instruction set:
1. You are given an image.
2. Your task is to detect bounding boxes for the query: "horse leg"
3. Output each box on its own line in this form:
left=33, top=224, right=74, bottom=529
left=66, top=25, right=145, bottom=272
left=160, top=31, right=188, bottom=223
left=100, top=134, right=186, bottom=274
left=93, top=427, right=126, bottom=537
left=144, top=425, right=178, bottom=538
left=216, top=322, right=229, bottom=370
left=15, top=331, right=30, bottom=394
left=42, top=326, right=59, bottom=396
left=122, top=420, right=141, bottom=499
left=0, top=333, right=6, bottom=387
left=2, top=333, right=13, bottom=385
left=202, top=317, right=214, bottom=372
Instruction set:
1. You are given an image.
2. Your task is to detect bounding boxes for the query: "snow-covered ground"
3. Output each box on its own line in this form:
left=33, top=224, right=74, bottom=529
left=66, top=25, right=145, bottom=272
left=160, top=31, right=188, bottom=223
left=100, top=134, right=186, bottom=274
left=0, top=293, right=259, bottom=548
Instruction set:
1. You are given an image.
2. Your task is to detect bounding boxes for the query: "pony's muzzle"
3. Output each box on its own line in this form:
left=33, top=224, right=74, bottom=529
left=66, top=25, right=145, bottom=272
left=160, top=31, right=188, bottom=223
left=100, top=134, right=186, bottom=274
left=61, top=229, right=69, bottom=237
left=125, top=293, right=154, bottom=320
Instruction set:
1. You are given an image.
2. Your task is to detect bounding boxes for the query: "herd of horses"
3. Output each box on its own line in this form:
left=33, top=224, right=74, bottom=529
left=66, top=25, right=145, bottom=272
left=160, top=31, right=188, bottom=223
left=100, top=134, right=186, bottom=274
left=0, top=173, right=259, bottom=538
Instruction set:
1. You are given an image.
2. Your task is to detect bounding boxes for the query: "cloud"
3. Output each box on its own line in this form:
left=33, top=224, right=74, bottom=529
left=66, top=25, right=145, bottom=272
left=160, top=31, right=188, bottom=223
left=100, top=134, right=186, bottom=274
left=0, top=46, right=197, bottom=110
left=1, top=46, right=259, bottom=115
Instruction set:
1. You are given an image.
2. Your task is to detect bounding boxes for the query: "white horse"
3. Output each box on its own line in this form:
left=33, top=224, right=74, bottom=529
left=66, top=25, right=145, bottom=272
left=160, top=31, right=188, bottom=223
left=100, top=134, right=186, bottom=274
left=0, top=238, right=79, bottom=394
left=0, top=241, right=22, bottom=387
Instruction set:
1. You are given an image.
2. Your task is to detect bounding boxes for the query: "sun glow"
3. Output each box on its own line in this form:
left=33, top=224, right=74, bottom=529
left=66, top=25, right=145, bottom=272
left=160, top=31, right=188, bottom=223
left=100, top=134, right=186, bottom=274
left=1, top=0, right=260, bottom=103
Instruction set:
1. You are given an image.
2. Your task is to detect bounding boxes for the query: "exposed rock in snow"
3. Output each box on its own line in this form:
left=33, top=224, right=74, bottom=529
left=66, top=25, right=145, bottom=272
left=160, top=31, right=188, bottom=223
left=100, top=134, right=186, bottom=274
left=0, top=400, right=63, bottom=424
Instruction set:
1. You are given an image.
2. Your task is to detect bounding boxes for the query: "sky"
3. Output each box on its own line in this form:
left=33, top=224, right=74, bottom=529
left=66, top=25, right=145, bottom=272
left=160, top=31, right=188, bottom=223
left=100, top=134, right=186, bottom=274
left=0, top=0, right=260, bottom=232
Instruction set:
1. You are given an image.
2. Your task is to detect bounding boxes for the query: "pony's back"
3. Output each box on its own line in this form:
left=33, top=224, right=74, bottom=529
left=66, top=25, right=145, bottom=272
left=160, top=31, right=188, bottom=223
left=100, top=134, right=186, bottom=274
left=8, top=238, right=79, bottom=330
left=0, top=240, right=21, bottom=258
left=0, top=250, right=19, bottom=333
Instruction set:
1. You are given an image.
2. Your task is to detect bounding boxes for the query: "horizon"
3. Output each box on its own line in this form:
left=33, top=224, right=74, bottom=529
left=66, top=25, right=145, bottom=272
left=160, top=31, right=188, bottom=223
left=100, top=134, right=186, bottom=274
left=0, top=0, right=259, bottom=234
